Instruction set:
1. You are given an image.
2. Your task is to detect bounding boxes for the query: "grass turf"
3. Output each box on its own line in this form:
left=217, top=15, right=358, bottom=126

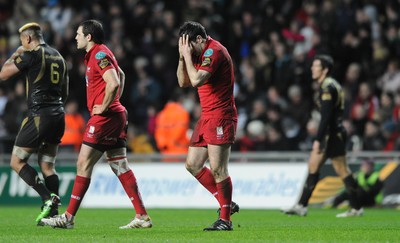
left=0, top=206, right=398, bottom=242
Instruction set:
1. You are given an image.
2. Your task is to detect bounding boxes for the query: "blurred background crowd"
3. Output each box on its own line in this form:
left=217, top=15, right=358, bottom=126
left=0, top=0, right=400, bottom=154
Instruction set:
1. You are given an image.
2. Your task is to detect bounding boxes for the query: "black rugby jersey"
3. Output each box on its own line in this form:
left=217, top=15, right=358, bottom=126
left=315, top=77, right=345, bottom=142
left=14, top=43, right=68, bottom=115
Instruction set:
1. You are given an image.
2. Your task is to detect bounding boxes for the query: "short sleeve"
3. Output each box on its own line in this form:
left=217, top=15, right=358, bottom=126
left=93, top=51, right=116, bottom=75
left=14, top=51, right=34, bottom=72
left=198, top=47, right=221, bottom=74
left=320, top=85, right=333, bottom=101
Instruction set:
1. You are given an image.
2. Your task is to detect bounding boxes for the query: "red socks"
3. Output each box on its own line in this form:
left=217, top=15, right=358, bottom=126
left=118, top=170, right=147, bottom=215
left=195, top=168, right=233, bottom=221
left=195, top=167, right=219, bottom=200
left=66, top=175, right=90, bottom=216
left=217, top=177, right=233, bottom=222
left=66, top=171, right=147, bottom=217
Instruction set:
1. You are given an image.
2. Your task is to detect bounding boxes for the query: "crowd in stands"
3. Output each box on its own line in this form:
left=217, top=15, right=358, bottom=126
left=0, top=0, right=400, bottom=154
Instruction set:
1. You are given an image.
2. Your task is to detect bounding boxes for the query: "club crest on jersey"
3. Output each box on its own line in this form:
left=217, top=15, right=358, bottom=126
left=95, top=51, right=106, bottom=59
left=98, top=58, right=110, bottom=69
left=89, top=125, right=95, bottom=134
left=216, top=126, right=224, bottom=139
left=204, top=48, right=214, bottom=57
left=201, top=57, right=212, bottom=67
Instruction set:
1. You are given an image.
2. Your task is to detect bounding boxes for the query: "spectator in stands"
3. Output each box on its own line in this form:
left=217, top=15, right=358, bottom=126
left=392, top=91, right=400, bottom=123
left=298, top=118, right=319, bottom=151
left=265, top=124, right=291, bottom=151
left=238, top=119, right=267, bottom=151
left=154, top=89, right=190, bottom=155
left=60, top=99, right=85, bottom=152
left=285, top=84, right=310, bottom=134
left=3, top=81, right=27, bottom=140
left=271, top=42, right=294, bottom=97
left=377, top=59, right=400, bottom=94
left=362, top=120, right=386, bottom=151
left=246, top=98, right=268, bottom=126
left=375, top=92, right=394, bottom=125
left=350, top=82, right=379, bottom=136
left=129, top=56, right=162, bottom=130
left=266, top=86, right=288, bottom=112
left=127, top=126, right=156, bottom=154
left=0, top=84, right=8, bottom=117
left=343, top=62, right=362, bottom=105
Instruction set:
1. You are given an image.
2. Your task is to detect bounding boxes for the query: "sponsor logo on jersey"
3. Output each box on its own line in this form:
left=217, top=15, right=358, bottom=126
left=321, top=92, right=332, bottom=100
left=201, top=57, right=212, bottom=67
left=15, top=56, right=22, bottom=64
left=95, top=51, right=106, bottom=59
left=98, top=58, right=110, bottom=69
left=204, top=48, right=214, bottom=57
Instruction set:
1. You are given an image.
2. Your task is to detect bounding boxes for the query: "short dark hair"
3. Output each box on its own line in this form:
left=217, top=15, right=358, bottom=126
left=79, top=19, right=105, bottom=44
left=178, top=21, right=207, bottom=42
left=314, top=55, right=334, bottom=75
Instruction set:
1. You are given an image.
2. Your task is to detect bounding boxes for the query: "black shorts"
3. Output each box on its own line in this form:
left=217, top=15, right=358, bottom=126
left=15, top=113, right=65, bottom=148
left=83, top=138, right=127, bottom=153
left=322, top=129, right=347, bottom=158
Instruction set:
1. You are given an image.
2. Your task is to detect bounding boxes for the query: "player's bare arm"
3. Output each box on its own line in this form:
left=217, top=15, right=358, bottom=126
left=0, top=47, right=25, bottom=81
left=177, top=58, right=191, bottom=87
left=177, top=36, right=191, bottom=87
left=118, top=66, right=125, bottom=97
left=92, top=68, right=120, bottom=116
left=180, top=35, right=211, bottom=87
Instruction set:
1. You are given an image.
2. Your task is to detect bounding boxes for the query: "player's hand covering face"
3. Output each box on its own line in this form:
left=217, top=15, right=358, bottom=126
left=179, top=34, right=194, bottom=60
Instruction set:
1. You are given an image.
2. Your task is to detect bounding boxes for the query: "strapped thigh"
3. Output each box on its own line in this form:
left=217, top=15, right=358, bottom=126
left=38, top=142, right=58, bottom=163
left=12, top=146, right=33, bottom=160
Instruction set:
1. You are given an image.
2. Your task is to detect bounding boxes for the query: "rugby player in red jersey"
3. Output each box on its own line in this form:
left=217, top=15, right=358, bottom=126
left=177, top=21, right=239, bottom=231
left=40, top=20, right=151, bottom=229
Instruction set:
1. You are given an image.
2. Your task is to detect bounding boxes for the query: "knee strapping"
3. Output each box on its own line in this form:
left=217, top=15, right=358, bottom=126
left=107, top=156, right=130, bottom=176
left=12, top=146, right=32, bottom=160
left=38, top=153, right=56, bottom=163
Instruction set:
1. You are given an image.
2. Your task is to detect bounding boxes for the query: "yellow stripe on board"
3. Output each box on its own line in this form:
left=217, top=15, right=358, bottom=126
left=379, top=161, right=398, bottom=181
left=309, top=176, right=344, bottom=204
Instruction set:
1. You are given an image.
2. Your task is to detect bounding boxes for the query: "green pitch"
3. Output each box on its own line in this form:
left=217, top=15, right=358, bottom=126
left=0, top=206, right=398, bottom=242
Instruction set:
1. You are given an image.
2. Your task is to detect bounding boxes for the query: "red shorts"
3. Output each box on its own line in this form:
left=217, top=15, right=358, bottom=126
left=190, top=118, right=237, bottom=146
left=83, top=111, right=127, bottom=146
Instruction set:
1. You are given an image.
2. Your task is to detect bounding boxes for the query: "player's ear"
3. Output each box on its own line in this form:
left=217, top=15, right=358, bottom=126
left=323, top=68, right=329, bottom=76
left=27, top=35, right=32, bottom=44
left=196, top=35, right=202, bottom=43
left=86, top=33, right=92, bottom=42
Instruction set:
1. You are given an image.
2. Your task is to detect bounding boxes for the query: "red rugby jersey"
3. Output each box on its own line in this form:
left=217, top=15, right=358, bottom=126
left=193, top=37, right=237, bottom=120
left=84, top=44, right=125, bottom=114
